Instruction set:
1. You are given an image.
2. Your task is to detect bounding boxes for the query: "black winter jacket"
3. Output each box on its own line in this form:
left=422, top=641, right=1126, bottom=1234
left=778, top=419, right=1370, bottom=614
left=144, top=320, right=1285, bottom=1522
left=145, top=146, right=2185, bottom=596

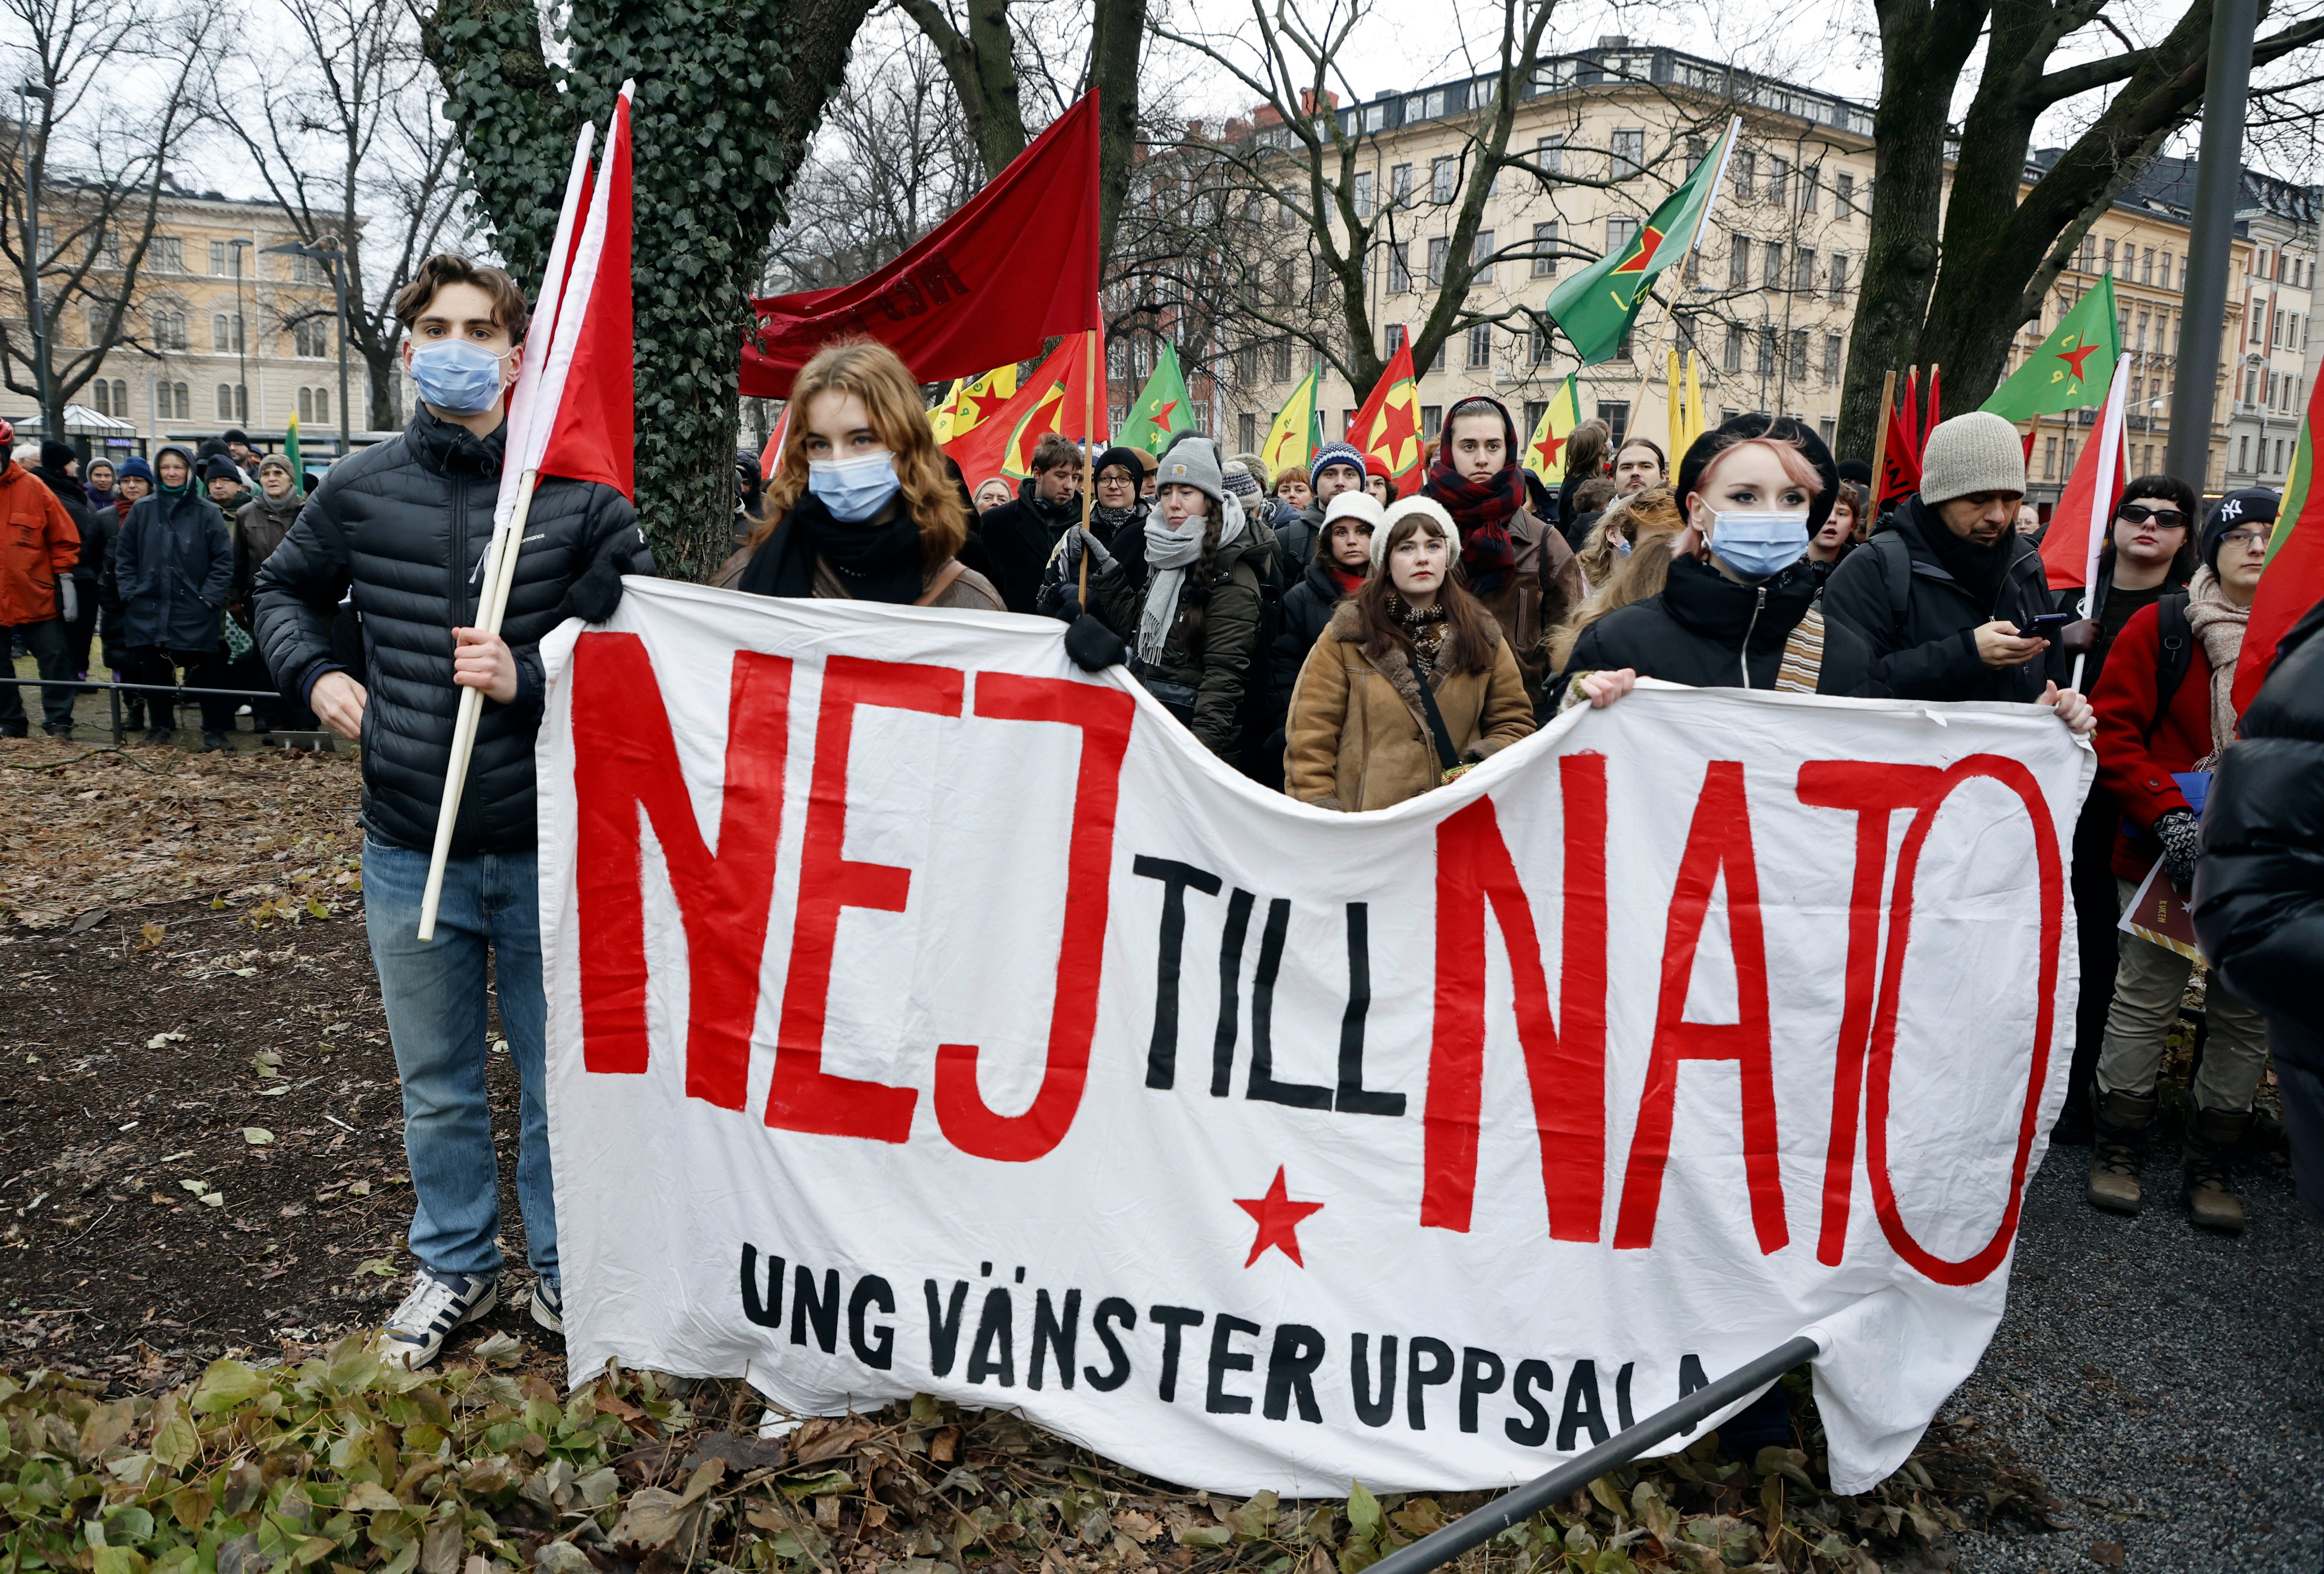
left=32, top=465, right=105, bottom=594
left=115, top=449, right=234, bottom=652
left=977, top=480, right=1081, bottom=614
left=253, top=408, right=652, bottom=856
left=1270, top=559, right=1352, bottom=717
left=2193, top=595, right=2324, bottom=1075
left=1559, top=553, right=1878, bottom=700
left=1272, top=506, right=1320, bottom=579
left=1820, top=497, right=2063, bottom=702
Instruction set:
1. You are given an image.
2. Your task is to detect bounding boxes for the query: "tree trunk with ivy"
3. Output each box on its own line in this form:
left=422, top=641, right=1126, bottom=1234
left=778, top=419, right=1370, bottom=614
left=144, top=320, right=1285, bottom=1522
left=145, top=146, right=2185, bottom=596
left=420, top=0, right=875, bottom=580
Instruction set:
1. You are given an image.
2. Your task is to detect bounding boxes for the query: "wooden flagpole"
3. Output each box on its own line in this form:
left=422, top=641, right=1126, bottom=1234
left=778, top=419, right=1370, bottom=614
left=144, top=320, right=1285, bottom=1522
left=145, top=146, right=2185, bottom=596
left=1079, top=327, right=1097, bottom=603
left=1869, top=370, right=1897, bottom=520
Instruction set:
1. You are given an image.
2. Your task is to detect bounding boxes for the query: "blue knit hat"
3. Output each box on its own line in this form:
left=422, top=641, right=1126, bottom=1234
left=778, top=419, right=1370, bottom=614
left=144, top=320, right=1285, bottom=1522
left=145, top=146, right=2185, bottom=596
left=1311, top=440, right=1366, bottom=482
left=118, top=455, right=154, bottom=483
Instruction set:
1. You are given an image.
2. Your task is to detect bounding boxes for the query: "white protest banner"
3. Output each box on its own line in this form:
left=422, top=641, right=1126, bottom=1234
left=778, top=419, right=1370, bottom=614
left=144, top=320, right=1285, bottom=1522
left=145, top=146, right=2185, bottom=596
left=535, top=580, right=2091, bottom=1497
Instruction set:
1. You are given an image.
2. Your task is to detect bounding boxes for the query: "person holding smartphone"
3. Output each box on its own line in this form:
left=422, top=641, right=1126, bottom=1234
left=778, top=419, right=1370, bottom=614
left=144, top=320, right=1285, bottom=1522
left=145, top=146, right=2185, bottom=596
left=1822, top=411, right=2084, bottom=707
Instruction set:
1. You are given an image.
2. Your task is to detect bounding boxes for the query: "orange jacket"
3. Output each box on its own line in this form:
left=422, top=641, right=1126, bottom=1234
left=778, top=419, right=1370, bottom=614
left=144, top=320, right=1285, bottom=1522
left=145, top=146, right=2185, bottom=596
left=0, top=459, right=79, bottom=626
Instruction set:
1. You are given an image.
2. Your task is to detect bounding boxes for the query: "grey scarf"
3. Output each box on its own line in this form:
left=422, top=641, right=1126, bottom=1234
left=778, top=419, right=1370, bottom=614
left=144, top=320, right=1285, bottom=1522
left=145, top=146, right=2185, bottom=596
left=1136, top=495, right=1247, bottom=667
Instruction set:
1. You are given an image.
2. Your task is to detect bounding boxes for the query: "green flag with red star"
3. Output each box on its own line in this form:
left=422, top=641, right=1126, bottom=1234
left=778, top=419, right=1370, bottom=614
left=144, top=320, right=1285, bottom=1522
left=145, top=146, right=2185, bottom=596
left=1123, top=342, right=1195, bottom=454
left=1545, top=117, right=1737, bottom=366
left=1982, top=274, right=2121, bottom=423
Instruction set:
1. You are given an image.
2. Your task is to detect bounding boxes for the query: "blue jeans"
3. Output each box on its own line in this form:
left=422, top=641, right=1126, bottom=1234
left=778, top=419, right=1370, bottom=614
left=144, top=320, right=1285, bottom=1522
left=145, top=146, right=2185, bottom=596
left=363, top=836, right=556, bottom=1284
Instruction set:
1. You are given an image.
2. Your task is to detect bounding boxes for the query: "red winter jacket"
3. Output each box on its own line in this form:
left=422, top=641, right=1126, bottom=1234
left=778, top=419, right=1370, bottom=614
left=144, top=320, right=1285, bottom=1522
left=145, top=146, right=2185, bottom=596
left=0, top=458, right=80, bottom=627
left=2091, top=597, right=2229, bottom=881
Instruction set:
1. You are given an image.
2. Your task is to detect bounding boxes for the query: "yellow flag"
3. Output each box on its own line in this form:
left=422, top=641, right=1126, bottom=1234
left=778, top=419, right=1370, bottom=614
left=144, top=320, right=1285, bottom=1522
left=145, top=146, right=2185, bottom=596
left=1522, top=374, right=1583, bottom=486
left=1261, top=366, right=1322, bottom=479
left=928, top=378, right=966, bottom=443
left=949, top=365, right=1018, bottom=441
left=1666, top=351, right=1684, bottom=461
left=1683, top=350, right=1705, bottom=456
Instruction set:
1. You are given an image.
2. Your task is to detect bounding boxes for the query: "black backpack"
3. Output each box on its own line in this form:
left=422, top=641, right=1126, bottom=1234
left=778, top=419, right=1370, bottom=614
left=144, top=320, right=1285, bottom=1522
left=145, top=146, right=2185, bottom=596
left=2144, top=589, right=2195, bottom=743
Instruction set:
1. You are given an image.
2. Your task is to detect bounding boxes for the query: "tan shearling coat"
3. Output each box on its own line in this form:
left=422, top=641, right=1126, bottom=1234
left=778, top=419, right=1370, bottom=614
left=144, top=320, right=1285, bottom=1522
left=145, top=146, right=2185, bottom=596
left=1284, top=600, right=1536, bottom=812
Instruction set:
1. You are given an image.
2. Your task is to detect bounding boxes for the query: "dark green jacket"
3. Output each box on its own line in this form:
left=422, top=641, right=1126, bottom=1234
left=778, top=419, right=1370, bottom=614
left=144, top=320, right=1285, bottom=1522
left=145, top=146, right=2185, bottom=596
left=1096, top=512, right=1273, bottom=758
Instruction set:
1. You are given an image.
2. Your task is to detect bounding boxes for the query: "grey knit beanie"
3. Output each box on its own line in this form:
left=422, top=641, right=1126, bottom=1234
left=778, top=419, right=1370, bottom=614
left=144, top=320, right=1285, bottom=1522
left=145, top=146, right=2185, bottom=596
left=1156, top=436, right=1225, bottom=503
left=1918, top=412, right=2027, bottom=505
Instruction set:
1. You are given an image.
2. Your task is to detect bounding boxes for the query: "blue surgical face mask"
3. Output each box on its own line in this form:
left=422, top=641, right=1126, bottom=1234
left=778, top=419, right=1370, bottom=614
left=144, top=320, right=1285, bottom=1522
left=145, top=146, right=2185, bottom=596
left=1709, top=510, right=1811, bottom=581
left=807, top=450, right=902, bottom=522
left=408, top=339, right=514, bottom=415
left=1612, top=536, right=1633, bottom=558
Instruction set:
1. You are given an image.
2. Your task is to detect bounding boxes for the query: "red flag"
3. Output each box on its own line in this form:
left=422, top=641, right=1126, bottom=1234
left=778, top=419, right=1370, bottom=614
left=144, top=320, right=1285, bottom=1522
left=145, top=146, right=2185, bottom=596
left=941, top=329, right=1109, bottom=487
left=1877, top=395, right=1921, bottom=512
left=1348, top=341, right=1426, bottom=497
left=759, top=407, right=788, bottom=479
left=1923, top=365, right=1942, bottom=440
left=741, top=95, right=1102, bottom=398
left=536, top=89, right=634, bottom=497
left=2040, top=358, right=2131, bottom=594
left=2233, top=370, right=2324, bottom=710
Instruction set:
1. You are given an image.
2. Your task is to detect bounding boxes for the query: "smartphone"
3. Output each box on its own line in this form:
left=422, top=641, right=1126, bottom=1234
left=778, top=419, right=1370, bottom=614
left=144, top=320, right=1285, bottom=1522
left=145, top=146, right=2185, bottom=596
left=2014, top=612, right=2075, bottom=639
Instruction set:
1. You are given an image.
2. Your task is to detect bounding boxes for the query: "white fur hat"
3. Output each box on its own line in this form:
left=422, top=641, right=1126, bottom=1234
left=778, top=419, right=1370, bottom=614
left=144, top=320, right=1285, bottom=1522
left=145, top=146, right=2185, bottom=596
left=1373, top=494, right=1456, bottom=571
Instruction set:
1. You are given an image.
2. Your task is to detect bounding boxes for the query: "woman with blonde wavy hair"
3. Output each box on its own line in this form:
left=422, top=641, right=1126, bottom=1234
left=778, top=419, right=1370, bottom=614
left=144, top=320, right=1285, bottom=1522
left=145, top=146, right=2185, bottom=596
left=736, top=339, right=1003, bottom=609
left=1545, top=522, right=1680, bottom=675
left=1574, top=484, right=1682, bottom=595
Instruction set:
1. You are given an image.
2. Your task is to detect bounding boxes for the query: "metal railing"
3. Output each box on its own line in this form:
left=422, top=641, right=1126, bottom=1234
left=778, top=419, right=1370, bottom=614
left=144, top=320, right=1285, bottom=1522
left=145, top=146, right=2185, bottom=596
left=0, top=674, right=333, bottom=749
left=1364, top=1334, right=1824, bottom=1574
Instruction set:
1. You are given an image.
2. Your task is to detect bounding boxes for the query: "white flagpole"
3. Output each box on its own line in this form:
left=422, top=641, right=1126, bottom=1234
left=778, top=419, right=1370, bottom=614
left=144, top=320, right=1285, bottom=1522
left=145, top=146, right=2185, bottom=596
left=2069, top=356, right=2133, bottom=693
left=417, top=88, right=628, bottom=941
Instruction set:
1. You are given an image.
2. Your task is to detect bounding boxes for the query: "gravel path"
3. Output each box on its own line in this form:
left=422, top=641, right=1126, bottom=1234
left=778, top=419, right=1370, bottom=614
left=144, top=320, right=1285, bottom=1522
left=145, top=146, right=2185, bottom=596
left=1945, top=1128, right=2322, bottom=1571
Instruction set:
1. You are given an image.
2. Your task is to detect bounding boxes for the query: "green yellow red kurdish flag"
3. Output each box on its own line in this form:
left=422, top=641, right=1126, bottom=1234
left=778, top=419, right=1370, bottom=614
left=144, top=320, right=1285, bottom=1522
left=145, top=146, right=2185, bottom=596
left=1261, top=364, right=1322, bottom=479
left=1523, top=374, right=1583, bottom=486
left=929, top=364, right=1019, bottom=444
left=284, top=415, right=304, bottom=492
left=1123, top=342, right=1195, bottom=454
left=1982, top=274, right=2120, bottom=422
left=2234, top=369, right=2324, bottom=711
left=1349, top=340, right=1425, bottom=496
left=1545, top=115, right=1738, bottom=366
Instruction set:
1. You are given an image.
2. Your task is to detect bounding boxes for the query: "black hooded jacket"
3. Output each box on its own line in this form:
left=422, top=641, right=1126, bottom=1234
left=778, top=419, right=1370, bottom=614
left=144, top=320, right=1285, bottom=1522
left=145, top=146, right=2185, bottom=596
left=2192, top=595, right=2324, bottom=1076
left=253, top=406, right=653, bottom=856
left=976, top=477, right=1081, bottom=614
left=1820, top=495, right=2063, bottom=702
left=1561, top=553, right=1876, bottom=696
left=32, top=463, right=108, bottom=594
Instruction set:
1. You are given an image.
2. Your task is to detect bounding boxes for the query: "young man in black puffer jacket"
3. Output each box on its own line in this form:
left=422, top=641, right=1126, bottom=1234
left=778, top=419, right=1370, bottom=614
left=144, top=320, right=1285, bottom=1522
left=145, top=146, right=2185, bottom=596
left=255, top=253, right=653, bottom=1369
left=2193, top=593, right=2324, bottom=1224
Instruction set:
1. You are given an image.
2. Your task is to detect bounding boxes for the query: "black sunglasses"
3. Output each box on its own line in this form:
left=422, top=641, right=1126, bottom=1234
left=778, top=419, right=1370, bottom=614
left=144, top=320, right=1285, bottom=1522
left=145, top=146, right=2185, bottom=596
left=2116, top=503, right=2188, bottom=528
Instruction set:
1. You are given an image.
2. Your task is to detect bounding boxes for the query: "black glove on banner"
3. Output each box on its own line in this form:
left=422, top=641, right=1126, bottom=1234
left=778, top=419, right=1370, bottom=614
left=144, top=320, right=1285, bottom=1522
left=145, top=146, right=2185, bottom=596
left=1064, top=613, right=1126, bottom=672
left=560, top=531, right=638, bottom=624
left=2155, top=807, right=2202, bottom=893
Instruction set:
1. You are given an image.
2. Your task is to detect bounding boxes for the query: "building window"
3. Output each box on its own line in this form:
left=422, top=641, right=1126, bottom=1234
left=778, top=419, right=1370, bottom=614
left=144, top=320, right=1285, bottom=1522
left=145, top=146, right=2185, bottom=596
left=1611, top=127, right=1645, bottom=176
left=93, top=379, right=111, bottom=416
left=1353, top=171, right=1374, bottom=219
left=1762, top=241, right=1784, bottom=289
left=1388, top=243, right=1411, bottom=293
left=2102, top=238, right=2115, bottom=273
left=1820, top=417, right=1837, bottom=447
left=1733, top=151, right=1754, bottom=200
left=1467, top=323, right=1492, bottom=370
left=209, top=239, right=227, bottom=273
left=1685, top=136, right=1707, bottom=173
left=1530, top=328, right=1551, bottom=366
left=2238, top=435, right=2249, bottom=472
left=1608, top=216, right=1638, bottom=259
left=1823, top=332, right=1843, bottom=382
left=1532, top=222, right=1558, bottom=277
left=1724, top=321, right=1744, bottom=372
left=216, top=383, right=233, bottom=419
left=1429, top=338, right=1446, bottom=375
left=1787, top=329, right=1809, bottom=380
left=1239, top=412, right=1257, bottom=452
left=1235, top=342, right=1257, bottom=384
left=1598, top=401, right=1630, bottom=444
left=1431, top=156, right=1458, bottom=204
left=1830, top=253, right=1848, bottom=301
left=1837, top=171, right=1854, bottom=218
left=2141, top=247, right=2154, bottom=285
left=1426, top=237, right=1449, bottom=288
left=1536, top=136, right=1564, bottom=182
left=1473, top=229, right=1494, bottom=284
left=1758, top=325, right=1776, bottom=375
left=1421, top=405, right=1442, bottom=440
left=2043, top=436, right=2058, bottom=479
left=1767, top=157, right=1788, bottom=208
left=1272, top=340, right=1292, bottom=381
left=1800, top=166, right=1819, bottom=214
left=1729, top=234, right=1750, bottom=288
left=311, top=387, right=326, bottom=423
left=155, top=236, right=183, bottom=271
left=1390, top=164, right=1412, bottom=206
left=1793, top=246, right=1816, bottom=290
left=298, top=387, right=313, bottom=423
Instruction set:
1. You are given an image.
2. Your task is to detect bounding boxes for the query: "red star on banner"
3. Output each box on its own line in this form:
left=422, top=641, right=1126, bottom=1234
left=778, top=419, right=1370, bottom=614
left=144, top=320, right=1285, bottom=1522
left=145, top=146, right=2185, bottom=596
left=1235, top=1167, right=1325, bottom=1267
left=955, top=390, right=989, bottom=427
left=1532, top=429, right=1567, bottom=472
left=1146, top=398, right=1180, bottom=431
left=1609, top=224, right=1666, bottom=276
left=1372, top=390, right=1422, bottom=476
left=2055, top=340, right=2098, bottom=379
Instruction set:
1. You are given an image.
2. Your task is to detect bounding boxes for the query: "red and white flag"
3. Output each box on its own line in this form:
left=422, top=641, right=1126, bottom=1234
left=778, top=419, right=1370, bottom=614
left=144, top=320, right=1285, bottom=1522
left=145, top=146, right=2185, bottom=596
left=496, top=80, right=637, bottom=522
left=2039, top=356, right=2132, bottom=598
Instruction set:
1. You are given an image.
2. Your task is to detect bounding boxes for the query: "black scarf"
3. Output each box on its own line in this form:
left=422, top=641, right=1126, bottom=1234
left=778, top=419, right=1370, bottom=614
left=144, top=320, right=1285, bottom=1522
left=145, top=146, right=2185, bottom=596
left=1908, top=498, right=2012, bottom=609
left=737, top=492, right=924, bottom=604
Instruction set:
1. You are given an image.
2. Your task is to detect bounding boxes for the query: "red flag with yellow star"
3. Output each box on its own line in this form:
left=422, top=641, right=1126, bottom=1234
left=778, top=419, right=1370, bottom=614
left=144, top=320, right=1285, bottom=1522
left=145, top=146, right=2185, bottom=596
left=1349, top=341, right=1426, bottom=497
left=942, top=329, right=1109, bottom=485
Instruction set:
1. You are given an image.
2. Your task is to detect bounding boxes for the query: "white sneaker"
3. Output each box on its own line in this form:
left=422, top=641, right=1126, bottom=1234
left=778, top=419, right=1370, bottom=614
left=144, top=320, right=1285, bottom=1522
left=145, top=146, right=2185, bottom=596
left=530, top=1276, right=564, bottom=1335
left=377, top=1267, right=497, bottom=1369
